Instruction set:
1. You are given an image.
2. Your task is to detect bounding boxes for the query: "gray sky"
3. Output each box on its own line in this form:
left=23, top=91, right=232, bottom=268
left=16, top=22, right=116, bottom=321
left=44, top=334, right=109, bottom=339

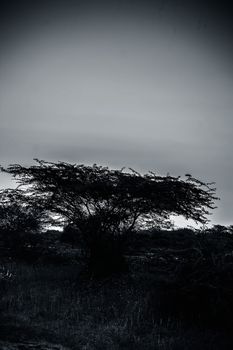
left=0, top=1, right=233, bottom=227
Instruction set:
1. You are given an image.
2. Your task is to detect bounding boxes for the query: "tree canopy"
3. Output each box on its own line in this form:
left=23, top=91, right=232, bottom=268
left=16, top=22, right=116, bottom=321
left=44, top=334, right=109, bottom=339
left=0, top=159, right=218, bottom=234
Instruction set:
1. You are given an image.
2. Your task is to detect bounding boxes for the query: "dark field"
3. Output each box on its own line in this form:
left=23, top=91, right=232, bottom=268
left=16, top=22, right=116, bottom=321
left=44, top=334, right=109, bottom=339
left=1, top=228, right=233, bottom=349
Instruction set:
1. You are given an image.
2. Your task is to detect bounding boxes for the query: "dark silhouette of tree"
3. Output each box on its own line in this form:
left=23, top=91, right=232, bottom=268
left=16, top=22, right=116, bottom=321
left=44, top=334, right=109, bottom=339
left=0, top=189, right=47, bottom=258
left=60, top=223, right=81, bottom=247
left=1, top=160, right=218, bottom=275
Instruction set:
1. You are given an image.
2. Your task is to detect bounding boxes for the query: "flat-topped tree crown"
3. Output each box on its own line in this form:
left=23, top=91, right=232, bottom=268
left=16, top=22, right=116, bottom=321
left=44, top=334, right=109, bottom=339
left=1, top=159, right=218, bottom=232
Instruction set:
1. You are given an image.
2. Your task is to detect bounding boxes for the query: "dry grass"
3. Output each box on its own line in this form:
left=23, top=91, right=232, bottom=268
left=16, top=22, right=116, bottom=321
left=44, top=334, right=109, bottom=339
left=0, top=262, right=233, bottom=349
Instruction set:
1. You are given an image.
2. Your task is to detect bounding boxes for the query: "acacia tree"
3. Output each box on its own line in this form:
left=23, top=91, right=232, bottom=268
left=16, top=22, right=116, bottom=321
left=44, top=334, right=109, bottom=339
left=0, top=160, right=218, bottom=274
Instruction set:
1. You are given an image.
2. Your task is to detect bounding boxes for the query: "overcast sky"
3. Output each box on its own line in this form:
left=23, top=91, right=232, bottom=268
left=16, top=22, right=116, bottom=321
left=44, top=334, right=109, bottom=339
left=0, top=0, right=233, bottom=227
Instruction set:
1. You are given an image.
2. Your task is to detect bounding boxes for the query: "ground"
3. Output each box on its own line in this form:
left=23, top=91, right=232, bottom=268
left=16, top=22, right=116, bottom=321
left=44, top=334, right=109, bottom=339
left=1, top=229, right=233, bottom=349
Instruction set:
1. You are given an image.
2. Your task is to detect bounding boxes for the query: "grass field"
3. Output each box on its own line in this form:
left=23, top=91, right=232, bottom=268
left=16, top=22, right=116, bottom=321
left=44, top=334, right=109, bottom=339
left=1, top=229, right=233, bottom=349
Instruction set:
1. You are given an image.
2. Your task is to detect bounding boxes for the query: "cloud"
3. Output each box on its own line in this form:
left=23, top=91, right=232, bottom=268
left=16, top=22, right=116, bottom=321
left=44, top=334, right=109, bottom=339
left=0, top=0, right=233, bottom=226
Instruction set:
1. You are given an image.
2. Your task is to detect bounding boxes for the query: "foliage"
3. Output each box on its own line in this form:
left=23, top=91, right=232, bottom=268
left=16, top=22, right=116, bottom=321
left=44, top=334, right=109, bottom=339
left=1, top=159, right=218, bottom=229
left=140, top=227, right=233, bottom=327
left=0, top=189, right=47, bottom=258
left=0, top=160, right=218, bottom=274
left=60, top=224, right=81, bottom=246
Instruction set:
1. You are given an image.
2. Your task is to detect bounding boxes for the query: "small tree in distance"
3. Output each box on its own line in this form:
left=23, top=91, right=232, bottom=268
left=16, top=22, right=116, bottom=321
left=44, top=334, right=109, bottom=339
left=0, top=160, right=218, bottom=275
left=0, top=189, right=47, bottom=258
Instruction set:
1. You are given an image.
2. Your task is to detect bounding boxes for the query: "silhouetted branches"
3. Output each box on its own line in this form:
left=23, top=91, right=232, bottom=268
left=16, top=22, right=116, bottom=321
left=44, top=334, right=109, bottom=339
left=0, top=160, right=218, bottom=275
left=1, top=159, right=218, bottom=229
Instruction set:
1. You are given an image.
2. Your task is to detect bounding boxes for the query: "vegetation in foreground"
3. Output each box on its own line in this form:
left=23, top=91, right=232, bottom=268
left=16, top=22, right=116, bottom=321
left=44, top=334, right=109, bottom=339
left=1, top=227, right=233, bottom=349
left=1, top=160, right=232, bottom=349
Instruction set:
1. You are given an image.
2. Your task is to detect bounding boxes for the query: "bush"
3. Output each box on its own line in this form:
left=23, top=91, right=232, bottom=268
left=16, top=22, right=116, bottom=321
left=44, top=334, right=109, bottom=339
left=60, top=224, right=82, bottom=247
left=149, top=242, right=233, bottom=328
left=87, top=233, right=128, bottom=277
